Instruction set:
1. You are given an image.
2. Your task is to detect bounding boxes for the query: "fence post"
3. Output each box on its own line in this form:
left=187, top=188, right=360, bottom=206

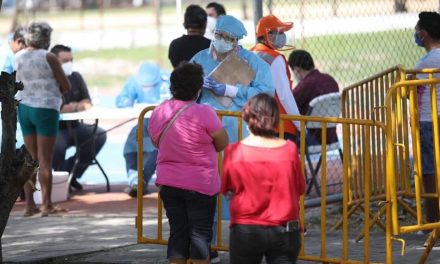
left=252, top=0, right=263, bottom=33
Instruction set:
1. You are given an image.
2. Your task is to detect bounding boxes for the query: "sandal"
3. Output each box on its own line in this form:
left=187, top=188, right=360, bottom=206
left=40, top=206, right=68, bottom=217
left=23, top=207, right=40, bottom=217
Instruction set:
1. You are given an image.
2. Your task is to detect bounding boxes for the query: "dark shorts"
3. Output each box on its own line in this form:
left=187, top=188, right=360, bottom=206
left=419, top=121, right=439, bottom=176
left=229, top=224, right=301, bottom=264
left=18, top=104, right=59, bottom=137
left=159, top=185, right=216, bottom=260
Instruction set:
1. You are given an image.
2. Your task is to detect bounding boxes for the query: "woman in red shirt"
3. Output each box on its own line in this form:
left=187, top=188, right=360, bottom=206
left=222, top=93, right=305, bottom=264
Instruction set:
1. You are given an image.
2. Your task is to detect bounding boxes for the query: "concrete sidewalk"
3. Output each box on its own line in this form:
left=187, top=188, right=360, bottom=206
left=3, top=184, right=440, bottom=263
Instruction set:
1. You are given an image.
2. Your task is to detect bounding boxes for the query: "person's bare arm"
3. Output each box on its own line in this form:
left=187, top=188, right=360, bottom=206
left=211, top=128, right=229, bottom=152
left=60, top=99, right=92, bottom=113
left=47, top=52, right=71, bottom=94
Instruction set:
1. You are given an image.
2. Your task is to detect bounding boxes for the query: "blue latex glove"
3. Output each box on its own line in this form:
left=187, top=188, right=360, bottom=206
left=203, top=76, right=226, bottom=96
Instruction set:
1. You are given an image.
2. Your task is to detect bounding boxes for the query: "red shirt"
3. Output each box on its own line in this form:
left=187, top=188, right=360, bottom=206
left=221, top=141, right=305, bottom=227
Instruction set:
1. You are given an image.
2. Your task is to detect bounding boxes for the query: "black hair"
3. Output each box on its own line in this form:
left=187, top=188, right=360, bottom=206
left=288, top=49, right=315, bottom=71
left=417, top=11, right=440, bottom=41
left=206, top=2, right=226, bottom=16
left=170, top=61, right=204, bottom=101
left=50, top=44, right=72, bottom=56
left=12, top=27, right=27, bottom=41
left=184, top=5, right=207, bottom=29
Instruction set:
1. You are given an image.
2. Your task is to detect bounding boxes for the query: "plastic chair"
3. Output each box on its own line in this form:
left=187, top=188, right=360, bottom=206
left=304, top=92, right=342, bottom=196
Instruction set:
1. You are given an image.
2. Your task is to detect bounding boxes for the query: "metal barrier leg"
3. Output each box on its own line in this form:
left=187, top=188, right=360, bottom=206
left=332, top=202, right=361, bottom=230
left=306, top=153, right=322, bottom=197
left=93, top=158, right=110, bottom=192
left=419, top=228, right=440, bottom=264
left=355, top=205, right=387, bottom=242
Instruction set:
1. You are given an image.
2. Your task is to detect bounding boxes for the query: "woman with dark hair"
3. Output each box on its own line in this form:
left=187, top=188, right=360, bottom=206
left=222, top=93, right=305, bottom=264
left=16, top=22, right=71, bottom=217
left=148, top=62, right=228, bottom=264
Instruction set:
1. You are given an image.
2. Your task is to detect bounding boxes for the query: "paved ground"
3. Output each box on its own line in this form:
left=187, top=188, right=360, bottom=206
left=3, top=184, right=440, bottom=263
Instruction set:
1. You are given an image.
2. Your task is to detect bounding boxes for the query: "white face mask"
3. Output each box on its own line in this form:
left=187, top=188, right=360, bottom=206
left=212, top=38, right=234, bottom=54
left=62, top=61, right=73, bottom=76
left=205, top=16, right=217, bottom=40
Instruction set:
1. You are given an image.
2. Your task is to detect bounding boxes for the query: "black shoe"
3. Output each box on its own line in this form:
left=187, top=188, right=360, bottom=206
left=124, top=185, right=150, bottom=198
left=70, top=178, right=83, bottom=191
left=210, top=250, right=220, bottom=263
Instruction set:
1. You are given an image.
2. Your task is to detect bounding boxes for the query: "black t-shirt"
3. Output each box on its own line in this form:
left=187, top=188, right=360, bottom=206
left=168, top=35, right=212, bottom=68
left=60, top=72, right=91, bottom=129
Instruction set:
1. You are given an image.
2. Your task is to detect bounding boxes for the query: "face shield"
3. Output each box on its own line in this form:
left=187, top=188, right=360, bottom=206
left=265, top=26, right=295, bottom=51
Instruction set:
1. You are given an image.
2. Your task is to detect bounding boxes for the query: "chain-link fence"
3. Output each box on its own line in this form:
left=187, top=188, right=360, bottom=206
left=262, top=0, right=439, bottom=87
left=256, top=0, right=439, bottom=199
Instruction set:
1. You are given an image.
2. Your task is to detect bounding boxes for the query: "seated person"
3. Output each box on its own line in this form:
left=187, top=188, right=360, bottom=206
left=288, top=49, right=340, bottom=145
left=115, top=62, right=170, bottom=198
left=51, top=44, right=107, bottom=191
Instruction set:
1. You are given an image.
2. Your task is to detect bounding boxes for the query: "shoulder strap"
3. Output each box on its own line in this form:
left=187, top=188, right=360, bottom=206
left=157, top=103, right=193, bottom=147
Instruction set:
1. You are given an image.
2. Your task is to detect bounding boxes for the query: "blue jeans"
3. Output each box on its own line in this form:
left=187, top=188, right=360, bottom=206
left=124, top=151, right=157, bottom=187
left=160, top=185, right=216, bottom=260
left=53, top=123, right=107, bottom=179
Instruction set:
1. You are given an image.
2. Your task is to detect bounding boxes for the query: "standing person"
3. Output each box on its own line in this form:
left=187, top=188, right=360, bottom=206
left=191, top=14, right=274, bottom=144
left=50, top=44, right=107, bottom=191
left=191, top=14, right=274, bottom=262
left=16, top=22, right=71, bottom=217
left=251, top=14, right=301, bottom=143
left=0, top=27, right=27, bottom=148
left=222, top=94, right=305, bottom=264
left=0, top=27, right=26, bottom=73
left=168, top=5, right=211, bottom=68
left=116, top=62, right=170, bottom=197
left=148, top=62, right=229, bottom=264
left=205, top=2, right=227, bottom=40
left=413, top=11, right=440, bottom=225
left=288, top=49, right=339, bottom=145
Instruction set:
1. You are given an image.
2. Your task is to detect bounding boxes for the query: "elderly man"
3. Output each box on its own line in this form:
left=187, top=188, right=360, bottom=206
left=190, top=14, right=274, bottom=263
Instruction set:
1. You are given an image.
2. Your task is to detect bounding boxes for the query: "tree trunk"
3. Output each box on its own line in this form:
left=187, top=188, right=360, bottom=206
left=0, top=72, right=39, bottom=263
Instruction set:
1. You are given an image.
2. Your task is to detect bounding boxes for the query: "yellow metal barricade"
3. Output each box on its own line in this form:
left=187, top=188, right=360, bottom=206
left=384, top=69, right=440, bottom=263
left=134, top=68, right=440, bottom=263
left=134, top=105, right=391, bottom=263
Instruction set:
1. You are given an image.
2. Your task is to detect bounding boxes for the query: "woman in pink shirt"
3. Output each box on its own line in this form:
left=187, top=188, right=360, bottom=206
left=222, top=93, right=305, bottom=264
left=148, top=62, right=228, bottom=264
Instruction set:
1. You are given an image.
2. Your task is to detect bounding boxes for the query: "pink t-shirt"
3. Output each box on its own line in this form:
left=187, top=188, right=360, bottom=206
left=148, top=99, right=223, bottom=196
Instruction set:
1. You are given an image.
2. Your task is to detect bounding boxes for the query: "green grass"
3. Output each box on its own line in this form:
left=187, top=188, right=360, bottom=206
left=286, top=29, right=426, bottom=86
left=73, top=28, right=425, bottom=89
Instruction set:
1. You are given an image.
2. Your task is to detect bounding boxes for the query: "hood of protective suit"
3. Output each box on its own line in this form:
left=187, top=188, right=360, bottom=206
left=135, top=62, right=162, bottom=87
left=215, top=15, right=247, bottom=40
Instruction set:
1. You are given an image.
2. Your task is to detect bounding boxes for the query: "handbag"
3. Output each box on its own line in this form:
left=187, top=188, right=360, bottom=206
left=155, top=103, right=194, bottom=147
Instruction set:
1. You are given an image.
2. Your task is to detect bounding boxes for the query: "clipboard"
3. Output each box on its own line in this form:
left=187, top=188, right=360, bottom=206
left=209, top=52, right=256, bottom=107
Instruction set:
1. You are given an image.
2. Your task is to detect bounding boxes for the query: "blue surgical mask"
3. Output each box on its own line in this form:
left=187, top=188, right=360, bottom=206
left=414, top=31, right=425, bottom=47
left=273, top=33, right=287, bottom=49
left=212, top=38, right=234, bottom=54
